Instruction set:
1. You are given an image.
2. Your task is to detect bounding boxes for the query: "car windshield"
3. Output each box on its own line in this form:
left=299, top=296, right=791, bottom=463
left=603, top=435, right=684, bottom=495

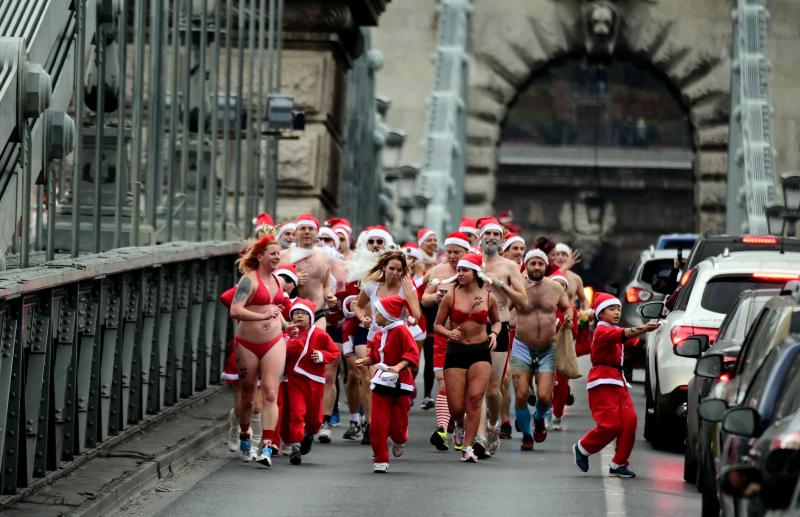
left=716, top=294, right=773, bottom=343
left=700, top=277, right=788, bottom=314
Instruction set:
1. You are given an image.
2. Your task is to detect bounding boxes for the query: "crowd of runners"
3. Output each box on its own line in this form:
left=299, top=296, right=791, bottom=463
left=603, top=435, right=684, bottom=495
left=220, top=212, right=658, bottom=476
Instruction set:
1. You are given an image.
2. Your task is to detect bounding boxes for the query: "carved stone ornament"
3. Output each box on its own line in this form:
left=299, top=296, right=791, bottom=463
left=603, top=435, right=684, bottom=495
left=283, top=1, right=355, bottom=33
left=581, top=0, right=621, bottom=56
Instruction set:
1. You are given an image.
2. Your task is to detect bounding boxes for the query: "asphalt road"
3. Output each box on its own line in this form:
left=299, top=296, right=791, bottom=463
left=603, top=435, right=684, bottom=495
left=120, top=363, right=701, bottom=517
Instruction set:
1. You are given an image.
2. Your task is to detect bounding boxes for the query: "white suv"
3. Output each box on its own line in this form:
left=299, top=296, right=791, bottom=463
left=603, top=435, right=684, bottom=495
left=639, top=250, right=800, bottom=450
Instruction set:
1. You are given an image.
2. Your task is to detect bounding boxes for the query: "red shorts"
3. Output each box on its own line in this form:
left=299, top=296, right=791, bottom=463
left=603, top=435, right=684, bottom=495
left=433, top=334, right=447, bottom=372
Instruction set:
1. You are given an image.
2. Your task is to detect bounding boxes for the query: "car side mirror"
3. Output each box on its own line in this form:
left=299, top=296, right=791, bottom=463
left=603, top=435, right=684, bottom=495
left=723, top=407, right=760, bottom=437
left=674, top=336, right=704, bottom=358
left=695, top=354, right=723, bottom=378
left=719, top=464, right=762, bottom=498
left=699, top=398, right=728, bottom=422
left=639, top=301, right=665, bottom=320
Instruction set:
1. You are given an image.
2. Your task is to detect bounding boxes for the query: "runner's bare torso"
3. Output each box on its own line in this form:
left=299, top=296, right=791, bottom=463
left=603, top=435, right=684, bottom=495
left=515, top=278, right=570, bottom=348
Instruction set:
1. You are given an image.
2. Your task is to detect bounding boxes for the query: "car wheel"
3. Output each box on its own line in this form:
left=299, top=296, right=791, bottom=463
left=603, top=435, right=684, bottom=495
left=644, top=367, right=654, bottom=442
left=651, top=378, right=681, bottom=451
left=701, top=484, right=720, bottom=517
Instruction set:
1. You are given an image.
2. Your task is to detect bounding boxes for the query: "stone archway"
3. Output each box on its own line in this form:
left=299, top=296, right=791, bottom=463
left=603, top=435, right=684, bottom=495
left=463, top=0, right=731, bottom=232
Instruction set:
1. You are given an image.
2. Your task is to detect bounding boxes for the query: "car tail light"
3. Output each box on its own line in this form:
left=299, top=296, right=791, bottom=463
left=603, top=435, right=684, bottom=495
left=670, top=325, right=719, bottom=346
left=679, top=269, right=693, bottom=286
left=584, top=286, right=595, bottom=306
left=625, top=287, right=652, bottom=303
left=717, top=372, right=730, bottom=383
left=752, top=272, right=800, bottom=282
left=741, top=235, right=779, bottom=245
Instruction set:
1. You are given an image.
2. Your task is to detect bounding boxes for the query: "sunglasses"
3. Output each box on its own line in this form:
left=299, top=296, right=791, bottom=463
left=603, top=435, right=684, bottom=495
left=368, top=239, right=385, bottom=245
left=319, top=237, right=335, bottom=242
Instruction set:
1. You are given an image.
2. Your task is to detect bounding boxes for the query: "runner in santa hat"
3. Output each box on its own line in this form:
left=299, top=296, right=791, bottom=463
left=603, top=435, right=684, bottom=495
left=434, top=252, right=501, bottom=463
left=501, top=233, right=526, bottom=265
left=254, top=212, right=276, bottom=238
left=279, top=214, right=337, bottom=329
left=354, top=294, right=420, bottom=473
left=333, top=223, right=353, bottom=259
left=277, top=223, right=296, bottom=249
left=417, top=228, right=439, bottom=270
left=403, top=242, right=435, bottom=410
left=473, top=217, right=528, bottom=457
left=353, top=250, right=421, bottom=446
left=283, top=298, right=341, bottom=465
left=573, top=293, right=658, bottom=478
left=458, top=217, right=479, bottom=247
left=420, top=232, right=470, bottom=451
left=550, top=242, right=589, bottom=310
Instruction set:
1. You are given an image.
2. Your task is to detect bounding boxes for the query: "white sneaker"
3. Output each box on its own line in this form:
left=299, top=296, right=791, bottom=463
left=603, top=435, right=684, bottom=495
left=392, top=443, right=406, bottom=458
left=279, top=444, right=292, bottom=456
left=318, top=422, right=332, bottom=443
left=486, top=423, right=501, bottom=455
left=551, top=417, right=562, bottom=431
left=227, top=424, right=239, bottom=453
left=460, top=446, right=478, bottom=463
left=373, top=462, right=389, bottom=473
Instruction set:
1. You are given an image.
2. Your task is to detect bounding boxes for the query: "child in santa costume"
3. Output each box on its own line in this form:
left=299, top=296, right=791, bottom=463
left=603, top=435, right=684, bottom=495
left=354, top=295, right=420, bottom=473
left=284, top=298, right=341, bottom=465
left=573, top=292, right=658, bottom=478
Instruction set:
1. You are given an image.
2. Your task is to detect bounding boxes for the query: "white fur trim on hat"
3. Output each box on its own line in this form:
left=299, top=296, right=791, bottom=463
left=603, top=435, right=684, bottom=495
left=295, top=219, right=318, bottom=230
left=550, top=274, right=569, bottom=287
left=318, top=227, right=340, bottom=249
left=554, top=243, right=571, bottom=254
left=366, top=227, right=393, bottom=243
left=479, top=223, right=504, bottom=236
left=342, top=295, right=358, bottom=319
left=403, top=246, right=425, bottom=262
left=417, top=230, right=436, bottom=246
left=502, top=235, right=525, bottom=252
left=444, top=236, right=470, bottom=250
left=459, top=225, right=478, bottom=236
left=524, top=249, right=549, bottom=265
left=456, top=259, right=482, bottom=272
left=595, top=297, right=621, bottom=316
left=290, top=302, right=315, bottom=323
left=334, top=227, right=351, bottom=248
left=276, top=269, right=299, bottom=285
left=277, top=223, right=296, bottom=237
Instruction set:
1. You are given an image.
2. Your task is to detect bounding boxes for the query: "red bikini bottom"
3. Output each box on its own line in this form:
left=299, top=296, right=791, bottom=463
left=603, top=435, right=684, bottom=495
left=235, top=334, right=284, bottom=359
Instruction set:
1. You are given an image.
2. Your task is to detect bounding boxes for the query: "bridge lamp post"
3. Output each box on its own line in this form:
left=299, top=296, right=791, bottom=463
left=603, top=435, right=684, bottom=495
left=765, top=171, right=800, bottom=236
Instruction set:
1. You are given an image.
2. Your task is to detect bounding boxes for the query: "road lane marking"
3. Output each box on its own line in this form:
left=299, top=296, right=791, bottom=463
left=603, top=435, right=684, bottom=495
left=602, top=446, right=627, bottom=516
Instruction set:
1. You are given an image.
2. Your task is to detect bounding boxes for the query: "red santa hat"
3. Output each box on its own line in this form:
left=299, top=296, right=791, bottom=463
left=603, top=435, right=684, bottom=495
left=326, top=217, right=352, bottom=233
left=277, top=222, right=296, bottom=239
left=457, top=252, right=483, bottom=272
left=477, top=217, right=504, bottom=237
left=554, top=242, right=572, bottom=254
left=498, top=210, right=513, bottom=224
left=468, top=246, right=481, bottom=254
left=524, top=248, right=549, bottom=265
left=549, top=268, right=569, bottom=288
left=275, top=264, right=299, bottom=285
left=253, top=212, right=275, bottom=231
left=365, top=225, right=393, bottom=244
left=333, top=224, right=352, bottom=248
left=295, top=213, right=320, bottom=230
left=593, top=292, right=621, bottom=316
left=458, top=217, right=478, bottom=237
left=417, top=228, right=437, bottom=247
left=501, top=233, right=525, bottom=252
left=402, top=242, right=425, bottom=261
left=290, top=298, right=317, bottom=323
left=444, top=231, right=470, bottom=250
left=374, top=294, right=408, bottom=323
left=318, top=226, right=340, bottom=249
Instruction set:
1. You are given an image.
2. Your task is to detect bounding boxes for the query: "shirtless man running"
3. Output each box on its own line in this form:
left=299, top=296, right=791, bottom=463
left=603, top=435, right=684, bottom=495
left=476, top=218, right=527, bottom=456
left=279, top=214, right=337, bottom=328
left=510, top=249, right=571, bottom=451
left=551, top=243, right=589, bottom=310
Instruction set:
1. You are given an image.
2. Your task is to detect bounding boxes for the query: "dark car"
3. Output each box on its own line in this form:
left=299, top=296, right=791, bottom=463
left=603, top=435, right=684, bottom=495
left=694, top=283, right=800, bottom=516
left=677, top=289, right=777, bottom=487
left=709, top=335, right=800, bottom=516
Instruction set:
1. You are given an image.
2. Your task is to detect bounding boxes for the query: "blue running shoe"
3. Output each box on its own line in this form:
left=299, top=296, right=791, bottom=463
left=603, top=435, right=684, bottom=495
left=331, top=412, right=340, bottom=426
left=573, top=443, right=589, bottom=472
left=609, top=465, right=636, bottom=478
left=256, top=442, right=273, bottom=468
left=239, top=436, right=252, bottom=462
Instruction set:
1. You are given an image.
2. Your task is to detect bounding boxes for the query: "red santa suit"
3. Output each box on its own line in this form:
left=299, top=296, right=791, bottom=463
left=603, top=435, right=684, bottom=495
left=368, top=296, right=420, bottom=465
left=285, top=299, right=341, bottom=444
left=577, top=294, right=637, bottom=467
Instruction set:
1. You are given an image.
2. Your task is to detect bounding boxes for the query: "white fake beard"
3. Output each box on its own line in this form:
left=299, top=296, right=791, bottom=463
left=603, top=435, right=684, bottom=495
left=288, top=246, right=314, bottom=263
left=315, top=245, right=342, bottom=262
left=346, top=247, right=379, bottom=283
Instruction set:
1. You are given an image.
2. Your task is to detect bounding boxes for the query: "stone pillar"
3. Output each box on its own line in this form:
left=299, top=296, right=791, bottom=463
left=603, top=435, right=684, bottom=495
left=276, top=0, right=389, bottom=221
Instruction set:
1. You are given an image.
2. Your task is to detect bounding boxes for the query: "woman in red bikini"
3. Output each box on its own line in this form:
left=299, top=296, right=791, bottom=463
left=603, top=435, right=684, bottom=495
left=434, top=253, right=501, bottom=463
left=230, top=235, right=294, bottom=467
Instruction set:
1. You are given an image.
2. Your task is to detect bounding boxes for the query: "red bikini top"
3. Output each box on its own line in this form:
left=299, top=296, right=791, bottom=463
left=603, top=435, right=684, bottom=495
left=449, top=289, right=489, bottom=325
left=250, top=272, right=286, bottom=306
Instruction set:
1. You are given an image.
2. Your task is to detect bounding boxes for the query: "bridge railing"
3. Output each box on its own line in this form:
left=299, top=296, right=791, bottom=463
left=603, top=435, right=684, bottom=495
left=0, top=241, right=239, bottom=495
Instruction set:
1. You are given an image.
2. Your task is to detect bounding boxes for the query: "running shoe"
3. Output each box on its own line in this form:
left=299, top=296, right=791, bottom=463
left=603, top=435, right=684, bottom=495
left=609, top=465, right=636, bottom=478
left=300, top=433, right=314, bottom=455
left=430, top=428, right=449, bottom=451
left=544, top=408, right=553, bottom=429
left=331, top=410, right=341, bottom=426
left=499, top=421, right=512, bottom=439
left=360, top=423, right=371, bottom=445
left=227, top=421, right=239, bottom=452
left=453, top=426, right=465, bottom=451
left=392, top=443, right=406, bottom=458
left=533, top=418, right=548, bottom=443
left=460, top=446, right=478, bottom=463
left=279, top=443, right=292, bottom=456
left=550, top=417, right=562, bottom=431
left=255, top=442, right=272, bottom=468
left=520, top=434, right=534, bottom=451
left=239, top=435, right=252, bottom=462
left=318, top=422, right=332, bottom=443
left=573, top=443, right=589, bottom=472
left=472, top=439, right=491, bottom=460
left=373, top=462, right=389, bottom=473
left=421, top=397, right=435, bottom=410
left=249, top=443, right=259, bottom=461
left=289, top=444, right=302, bottom=465
left=343, top=421, right=361, bottom=440
left=486, top=423, right=501, bottom=455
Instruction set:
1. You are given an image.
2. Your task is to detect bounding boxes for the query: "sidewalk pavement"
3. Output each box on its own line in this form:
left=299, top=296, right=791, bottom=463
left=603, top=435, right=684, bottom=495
left=1, top=386, right=231, bottom=517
